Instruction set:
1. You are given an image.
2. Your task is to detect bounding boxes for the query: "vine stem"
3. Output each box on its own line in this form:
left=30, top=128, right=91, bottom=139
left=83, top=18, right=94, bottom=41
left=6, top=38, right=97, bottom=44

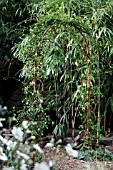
left=97, top=53, right=100, bottom=144
left=33, top=60, right=37, bottom=117
left=81, top=32, right=91, bottom=140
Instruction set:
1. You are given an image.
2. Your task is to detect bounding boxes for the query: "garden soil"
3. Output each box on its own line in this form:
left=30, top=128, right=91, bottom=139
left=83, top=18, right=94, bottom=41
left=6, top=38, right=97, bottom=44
left=43, top=147, right=113, bottom=170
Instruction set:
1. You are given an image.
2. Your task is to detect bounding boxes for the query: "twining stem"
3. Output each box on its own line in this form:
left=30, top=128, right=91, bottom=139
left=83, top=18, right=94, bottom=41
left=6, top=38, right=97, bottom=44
left=97, top=54, right=100, bottom=144
left=33, top=60, right=37, bottom=115
left=68, top=35, right=76, bottom=139
left=81, top=32, right=91, bottom=138
left=86, top=68, right=91, bottom=134
left=54, top=78, right=59, bottom=125
left=70, top=56, right=75, bottom=139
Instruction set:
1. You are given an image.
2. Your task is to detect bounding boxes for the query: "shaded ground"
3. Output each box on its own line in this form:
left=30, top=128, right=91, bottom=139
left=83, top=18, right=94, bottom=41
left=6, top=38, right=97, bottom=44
left=2, top=128, right=113, bottom=169
left=42, top=147, right=113, bottom=170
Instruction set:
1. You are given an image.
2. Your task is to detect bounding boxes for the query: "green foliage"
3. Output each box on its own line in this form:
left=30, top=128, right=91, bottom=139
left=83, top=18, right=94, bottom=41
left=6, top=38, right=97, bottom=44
left=12, top=0, right=113, bottom=145
left=0, top=0, right=35, bottom=85
left=78, top=146, right=113, bottom=161
left=0, top=0, right=31, bottom=43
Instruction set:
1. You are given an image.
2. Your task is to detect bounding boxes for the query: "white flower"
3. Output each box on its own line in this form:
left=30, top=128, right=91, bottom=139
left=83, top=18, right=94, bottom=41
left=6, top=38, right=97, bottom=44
left=82, top=81, right=86, bottom=87
left=13, top=116, right=16, bottom=121
left=39, top=99, right=43, bottom=104
left=3, top=106, right=7, bottom=110
left=25, top=141, right=29, bottom=145
left=0, top=135, right=7, bottom=144
left=6, top=140, right=17, bottom=151
left=0, top=118, right=5, bottom=127
left=27, top=136, right=36, bottom=141
left=20, top=164, right=28, bottom=170
left=0, top=118, right=6, bottom=121
left=56, top=139, right=62, bottom=145
left=0, top=122, right=3, bottom=127
left=16, top=150, right=30, bottom=160
left=49, top=160, right=55, bottom=167
left=33, top=162, right=50, bottom=170
left=20, top=159, right=26, bottom=165
left=75, top=61, right=78, bottom=66
left=33, top=144, right=44, bottom=154
left=26, top=129, right=31, bottom=134
left=31, top=136, right=36, bottom=139
left=0, top=147, right=8, bottom=161
left=65, top=144, right=78, bottom=158
left=22, top=121, right=28, bottom=129
left=12, top=127, right=23, bottom=141
left=46, top=68, right=51, bottom=76
left=44, top=143, right=54, bottom=148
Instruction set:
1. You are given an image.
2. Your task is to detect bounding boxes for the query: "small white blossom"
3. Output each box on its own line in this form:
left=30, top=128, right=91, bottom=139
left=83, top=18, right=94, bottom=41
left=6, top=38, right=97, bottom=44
left=33, top=162, right=50, bottom=170
left=6, top=140, right=17, bottom=151
left=25, top=141, right=29, bottom=145
left=49, top=160, right=55, bottom=167
left=13, top=116, right=16, bottom=121
left=39, top=99, right=43, bottom=104
left=56, top=139, right=62, bottom=145
left=44, top=143, right=54, bottom=148
left=20, top=164, right=28, bottom=170
left=30, top=136, right=36, bottom=140
left=0, top=118, right=6, bottom=121
left=65, top=144, right=78, bottom=158
left=0, top=122, right=3, bottom=127
left=22, top=121, right=28, bottom=129
left=46, top=68, right=51, bottom=76
left=12, top=127, right=23, bottom=141
left=33, top=144, right=44, bottom=154
left=3, top=106, right=7, bottom=110
left=75, top=61, right=78, bottom=66
left=20, top=159, right=26, bottom=165
left=82, top=81, right=86, bottom=87
left=0, top=147, right=8, bottom=161
left=16, top=150, right=30, bottom=160
left=0, top=135, right=7, bottom=144
left=26, top=129, right=31, bottom=134
left=0, top=118, right=5, bottom=127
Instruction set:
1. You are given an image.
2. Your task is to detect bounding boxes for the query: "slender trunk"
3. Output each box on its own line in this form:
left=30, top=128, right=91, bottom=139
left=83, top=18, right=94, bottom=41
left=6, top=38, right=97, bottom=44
left=54, top=79, right=58, bottom=125
left=33, top=60, right=37, bottom=120
left=69, top=45, right=76, bottom=139
left=85, top=41, right=91, bottom=137
left=86, top=68, right=91, bottom=134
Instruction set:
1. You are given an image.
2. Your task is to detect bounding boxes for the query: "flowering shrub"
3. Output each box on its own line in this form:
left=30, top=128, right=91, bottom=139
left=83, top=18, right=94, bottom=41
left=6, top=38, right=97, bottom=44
left=0, top=118, right=50, bottom=170
left=0, top=118, right=78, bottom=170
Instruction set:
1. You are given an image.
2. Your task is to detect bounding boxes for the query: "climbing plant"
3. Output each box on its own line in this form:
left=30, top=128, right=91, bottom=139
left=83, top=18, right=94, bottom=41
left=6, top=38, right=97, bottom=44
left=13, top=0, right=113, bottom=145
